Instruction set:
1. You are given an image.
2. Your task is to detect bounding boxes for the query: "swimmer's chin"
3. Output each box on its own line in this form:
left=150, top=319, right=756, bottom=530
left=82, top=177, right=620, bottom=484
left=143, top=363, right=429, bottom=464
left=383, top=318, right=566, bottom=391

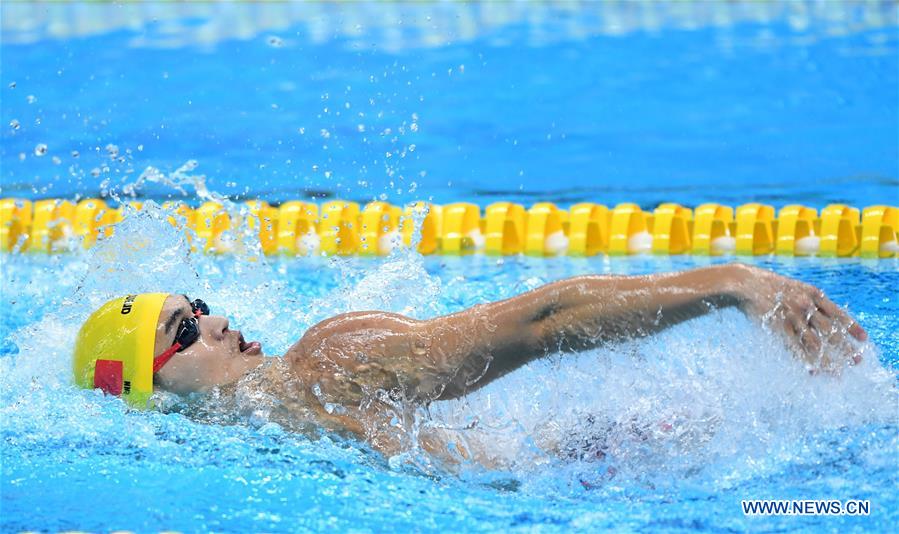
left=152, top=380, right=241, bottom=419
left=153, top=360, right=284, bottom=426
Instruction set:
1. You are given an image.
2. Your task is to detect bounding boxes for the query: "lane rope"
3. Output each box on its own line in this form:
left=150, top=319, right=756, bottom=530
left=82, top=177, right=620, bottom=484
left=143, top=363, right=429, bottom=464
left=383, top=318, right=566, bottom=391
left=1, top=198, right=896, bottom=258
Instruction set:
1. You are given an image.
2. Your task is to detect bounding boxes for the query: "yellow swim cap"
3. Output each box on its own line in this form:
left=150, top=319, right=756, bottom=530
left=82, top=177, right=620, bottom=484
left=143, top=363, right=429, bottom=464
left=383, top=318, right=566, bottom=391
left=73, top=293, right=169, bottom=409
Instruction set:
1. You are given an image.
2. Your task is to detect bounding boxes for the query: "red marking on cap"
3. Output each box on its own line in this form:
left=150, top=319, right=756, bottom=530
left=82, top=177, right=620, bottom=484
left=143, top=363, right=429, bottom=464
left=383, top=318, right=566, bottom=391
left=94, top=359, right=123, bottom=396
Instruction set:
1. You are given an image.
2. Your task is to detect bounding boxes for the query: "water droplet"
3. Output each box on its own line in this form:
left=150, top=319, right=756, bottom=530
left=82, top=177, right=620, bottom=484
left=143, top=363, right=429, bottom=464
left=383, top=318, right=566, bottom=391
left=320, top=129, right=330, bottom=139
left=91, top=168, right=101, bottom=177
left=51, top=156, right=61, bottom=165
left=137, top=144, right=144, bottom=151
left=267, top=36, right=284, bottom=47
left=357, top=124, right=365, bottom=133
left=9, top=119, right=19, bottom=130
left=71, top=150, right=80, bottom=158
left=18, top=153, right=26, bottom=161
left=410, top=123, right=419, bottom=132
left=105, top=144, right=119, bottom=158
left=297, top=127, right=305, bottom=135
left=8, top=82, right=15, bottom=89
left=26, top=95, right=37, bottom=104
left=323, top=402, right=346, bottom=415
left=324, top=171, right=332, bottom=178
left=33, top=143, right=47, bottom=156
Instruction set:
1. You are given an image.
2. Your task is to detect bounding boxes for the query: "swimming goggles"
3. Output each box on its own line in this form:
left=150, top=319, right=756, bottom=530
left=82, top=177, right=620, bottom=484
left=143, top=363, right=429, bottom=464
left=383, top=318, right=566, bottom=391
left=152, top=297, right=210, bottom=373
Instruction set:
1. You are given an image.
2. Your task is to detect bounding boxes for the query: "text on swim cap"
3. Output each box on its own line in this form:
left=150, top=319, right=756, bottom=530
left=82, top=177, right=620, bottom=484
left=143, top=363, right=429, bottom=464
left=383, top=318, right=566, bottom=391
left=121, top=295, right=136, bottom=315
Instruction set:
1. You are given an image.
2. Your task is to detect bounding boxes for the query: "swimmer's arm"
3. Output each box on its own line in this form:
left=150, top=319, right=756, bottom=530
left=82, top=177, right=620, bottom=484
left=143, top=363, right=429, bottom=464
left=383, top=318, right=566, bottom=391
left=425, top=263, right=868, bottom=396
left=287, top=265, right=731, bottom=403
left=422, top=264, right=745, bottom=398
left=291, top=264, right=866, bottom=403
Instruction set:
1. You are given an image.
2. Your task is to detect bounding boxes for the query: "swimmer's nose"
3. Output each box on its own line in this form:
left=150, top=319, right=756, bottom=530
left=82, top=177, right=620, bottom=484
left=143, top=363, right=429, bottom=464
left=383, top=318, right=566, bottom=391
left=200, top=315, right=230, bottom=341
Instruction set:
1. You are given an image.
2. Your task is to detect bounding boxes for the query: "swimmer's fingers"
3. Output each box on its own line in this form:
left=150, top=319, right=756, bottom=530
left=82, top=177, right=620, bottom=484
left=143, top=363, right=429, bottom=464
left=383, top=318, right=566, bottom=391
left=788, top=290, right=863, bottom=370
left=807, top=308, right=862, bottom=368
left=813, top=291, right=867, bottom=342
left=785, top=313, right=824, bottom=367
left=786, top=295, right=851, bottom=371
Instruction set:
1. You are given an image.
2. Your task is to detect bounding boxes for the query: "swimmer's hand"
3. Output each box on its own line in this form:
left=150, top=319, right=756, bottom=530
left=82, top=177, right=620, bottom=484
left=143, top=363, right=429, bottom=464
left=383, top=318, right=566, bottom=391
left=729, top=264, right=867, bottom=372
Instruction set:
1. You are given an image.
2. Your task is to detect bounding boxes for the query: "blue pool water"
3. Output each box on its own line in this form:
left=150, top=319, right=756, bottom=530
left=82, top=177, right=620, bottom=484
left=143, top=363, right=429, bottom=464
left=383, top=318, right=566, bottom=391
left=2, top=2, right=898, bottom=532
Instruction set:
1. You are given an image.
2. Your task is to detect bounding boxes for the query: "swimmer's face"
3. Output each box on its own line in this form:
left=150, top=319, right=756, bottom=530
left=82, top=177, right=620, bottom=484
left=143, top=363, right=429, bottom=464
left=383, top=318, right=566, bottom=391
left=153, top=295, right=264, bottom=395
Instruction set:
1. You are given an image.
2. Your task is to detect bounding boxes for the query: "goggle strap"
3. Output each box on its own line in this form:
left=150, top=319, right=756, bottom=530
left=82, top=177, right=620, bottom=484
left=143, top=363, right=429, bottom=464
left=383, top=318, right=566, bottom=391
left=153, top=342, right=182, bottom=373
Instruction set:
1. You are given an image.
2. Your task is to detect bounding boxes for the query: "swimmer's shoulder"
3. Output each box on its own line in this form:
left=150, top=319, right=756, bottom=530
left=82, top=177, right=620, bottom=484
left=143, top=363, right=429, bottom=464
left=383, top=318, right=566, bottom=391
left=285, top=311, right=421, bottom=373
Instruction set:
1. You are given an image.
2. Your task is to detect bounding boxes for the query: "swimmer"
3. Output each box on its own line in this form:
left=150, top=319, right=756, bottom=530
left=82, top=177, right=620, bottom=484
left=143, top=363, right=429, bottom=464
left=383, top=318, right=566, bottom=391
left=73, top=263, right=867, bottom=464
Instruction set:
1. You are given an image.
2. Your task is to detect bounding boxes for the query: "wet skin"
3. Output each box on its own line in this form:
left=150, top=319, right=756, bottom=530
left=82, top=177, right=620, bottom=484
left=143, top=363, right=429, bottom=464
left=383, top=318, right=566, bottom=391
left=150, top=263, right=868, bottom=458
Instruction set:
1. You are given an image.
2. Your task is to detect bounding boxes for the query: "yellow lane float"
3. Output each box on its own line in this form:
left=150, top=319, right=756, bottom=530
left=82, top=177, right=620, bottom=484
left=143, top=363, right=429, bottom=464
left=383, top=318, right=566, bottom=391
left=819, top=204, right=860, bottom=258
left=1, top=197, right=895, bottom=259
left=775, top=205, right=819, bottom=257
left=401, top=201, right=442, bottom=255
left=651, top=203, right=692, bottom=255
left=318, top=200, right=360, bottom=256
left=244, top=200, right=279, bottom=255
left=0, top=198, right=32, bottom=252
left=608, top=203, right=651, bottom=255
left=567, top=203, right=609, bottom=257
left=195, top=201, right=232, bottom=253
left=484, top=202, right=526, bottom=256
left=525, top=202, right=568, bottom=257
left=691, top=203, right=734, bottom=256
left=441, top=203, right=482, bottom=255
left=360, top=201, right=402, bottom=256
left=29, top=199, right=75, bottom=253
left=860, top=205, right=898, bottom=258
left=735, top=203, right=776, bottom=256
left=277, top=201, right=319, bottom=255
